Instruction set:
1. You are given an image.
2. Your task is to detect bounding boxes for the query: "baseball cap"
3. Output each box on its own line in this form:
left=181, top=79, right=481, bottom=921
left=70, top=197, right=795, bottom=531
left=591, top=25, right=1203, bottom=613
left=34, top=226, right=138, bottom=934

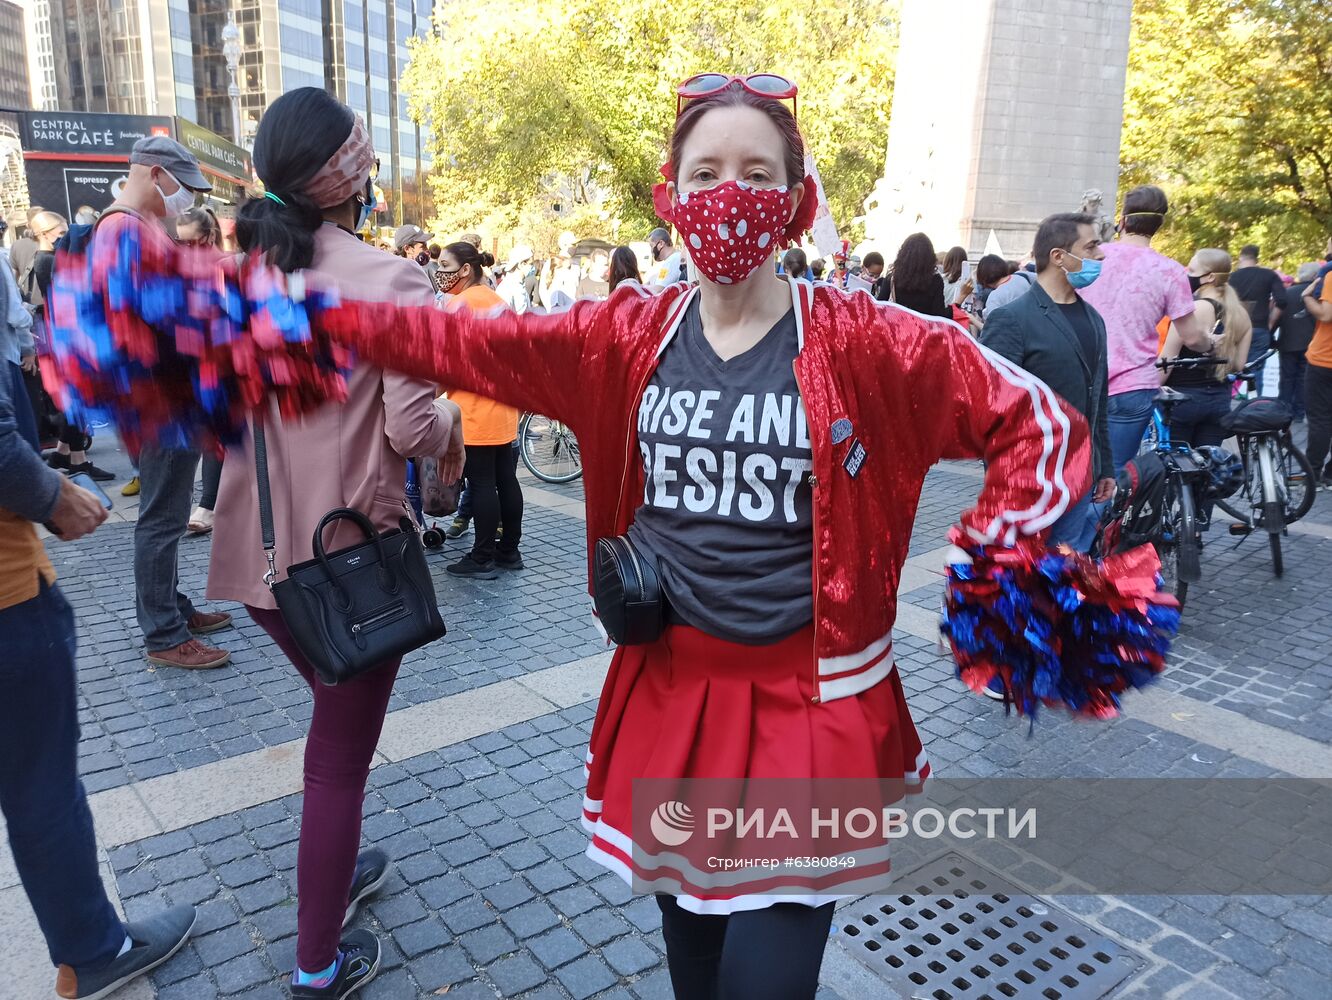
left=129, top=136, right=211, bottom=192
left=394, top=224, right=433, bottom=252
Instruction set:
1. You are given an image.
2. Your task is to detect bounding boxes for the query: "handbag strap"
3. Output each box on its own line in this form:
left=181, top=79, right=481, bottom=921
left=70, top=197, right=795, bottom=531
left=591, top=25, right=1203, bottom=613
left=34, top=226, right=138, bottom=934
left=252, top=417, right=278, bottom=587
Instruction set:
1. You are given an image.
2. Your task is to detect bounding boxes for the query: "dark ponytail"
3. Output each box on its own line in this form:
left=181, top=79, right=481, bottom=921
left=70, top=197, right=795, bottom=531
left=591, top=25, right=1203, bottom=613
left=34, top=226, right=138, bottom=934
left=445, top=241, right=492, bottom=288
left=237, top=88, right=355, bottom=272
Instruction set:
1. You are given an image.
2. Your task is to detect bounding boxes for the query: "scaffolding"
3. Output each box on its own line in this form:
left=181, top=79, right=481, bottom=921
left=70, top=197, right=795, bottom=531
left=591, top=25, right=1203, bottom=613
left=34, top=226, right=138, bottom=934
left=0, top=121, right=29, bottom=235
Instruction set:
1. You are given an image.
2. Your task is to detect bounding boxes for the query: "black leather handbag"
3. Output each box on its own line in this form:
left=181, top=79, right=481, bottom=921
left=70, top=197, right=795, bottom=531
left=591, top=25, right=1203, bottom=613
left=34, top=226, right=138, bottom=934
left=592, top=534, right=664, bottom=646
left=254, top=424, right=446, bottom=685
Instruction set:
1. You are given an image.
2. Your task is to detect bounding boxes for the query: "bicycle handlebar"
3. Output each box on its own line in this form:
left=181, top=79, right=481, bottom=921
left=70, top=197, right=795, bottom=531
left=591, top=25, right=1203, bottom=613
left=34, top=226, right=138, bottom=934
left=1155, top=355, right=1224, bottom=370
left=1229, top=348, right=1278, bottom=385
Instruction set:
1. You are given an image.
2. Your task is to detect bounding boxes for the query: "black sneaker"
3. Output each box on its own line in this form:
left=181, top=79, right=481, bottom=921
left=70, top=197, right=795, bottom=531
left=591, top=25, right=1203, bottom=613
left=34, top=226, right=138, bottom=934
left=446, top=554, right=499, bottom=580
left=494, top=549, right=524, bottom=570
left=45, top=451, right=71, bottom=470
left=443, top=516, right=470, bottom=539
left=343, top=848, right=390, bottom=927
left=69, top=461, right=115, bottom=483
left=57, top=904, right=196, bottom=999
left=290, top=929, right=381, bottom=999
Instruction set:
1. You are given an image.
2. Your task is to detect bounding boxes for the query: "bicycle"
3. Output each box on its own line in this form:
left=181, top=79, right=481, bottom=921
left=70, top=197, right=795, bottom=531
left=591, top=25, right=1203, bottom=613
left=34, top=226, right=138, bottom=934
left=1137, top=356, right=1226, bottom=607
left=518, top=412, right=583, bottom=484
left=1213, top=349, right=1317, bottom=577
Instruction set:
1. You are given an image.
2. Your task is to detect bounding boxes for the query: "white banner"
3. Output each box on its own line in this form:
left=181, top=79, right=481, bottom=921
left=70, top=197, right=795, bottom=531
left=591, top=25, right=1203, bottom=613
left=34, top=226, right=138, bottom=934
left=804, top=152, right=842, bottom=258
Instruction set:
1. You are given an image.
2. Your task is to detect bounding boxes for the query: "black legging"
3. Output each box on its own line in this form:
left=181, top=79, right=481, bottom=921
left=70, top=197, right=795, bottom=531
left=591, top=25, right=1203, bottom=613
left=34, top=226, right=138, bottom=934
left=656, top=896, right=834, bottom=1000
left=200, top=452, right=223, bottom=510
left=463, top=442, right=523, bottom=561
left=1307, top=363, right=1332, bottom=482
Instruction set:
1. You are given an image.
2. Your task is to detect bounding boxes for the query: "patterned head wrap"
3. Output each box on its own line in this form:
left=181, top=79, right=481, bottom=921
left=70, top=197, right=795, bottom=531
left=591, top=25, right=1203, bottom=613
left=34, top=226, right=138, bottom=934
left=302, top=115, right=375, bottom=208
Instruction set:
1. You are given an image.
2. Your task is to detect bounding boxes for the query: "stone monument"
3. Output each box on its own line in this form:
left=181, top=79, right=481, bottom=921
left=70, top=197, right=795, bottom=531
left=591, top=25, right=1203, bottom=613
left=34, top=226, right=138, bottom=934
left=864, top=0, right=1133, bottom=261
left=1080, top=189, right=1116, bottom=244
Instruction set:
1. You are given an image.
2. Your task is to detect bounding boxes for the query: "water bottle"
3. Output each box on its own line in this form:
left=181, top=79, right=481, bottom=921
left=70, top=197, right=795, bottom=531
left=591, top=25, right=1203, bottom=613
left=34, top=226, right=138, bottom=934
left=405, top=459, right=424, bottom=525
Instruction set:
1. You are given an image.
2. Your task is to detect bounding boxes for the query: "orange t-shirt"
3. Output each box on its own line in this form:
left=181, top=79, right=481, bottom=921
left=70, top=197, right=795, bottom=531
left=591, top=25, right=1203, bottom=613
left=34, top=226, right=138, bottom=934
left=1307, top=277, right=1332, bottom=369
left=446, top=283, right=521, bottom=445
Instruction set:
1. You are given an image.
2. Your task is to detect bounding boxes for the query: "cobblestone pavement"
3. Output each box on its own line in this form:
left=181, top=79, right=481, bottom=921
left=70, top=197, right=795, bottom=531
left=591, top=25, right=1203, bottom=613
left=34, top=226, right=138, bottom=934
left=11, top=440, right=1332, bottom=999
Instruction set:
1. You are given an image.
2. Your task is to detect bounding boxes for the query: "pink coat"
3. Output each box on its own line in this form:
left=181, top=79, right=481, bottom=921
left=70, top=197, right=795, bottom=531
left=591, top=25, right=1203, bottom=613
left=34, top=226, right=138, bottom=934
left=207, top=224, right=453, bottom=610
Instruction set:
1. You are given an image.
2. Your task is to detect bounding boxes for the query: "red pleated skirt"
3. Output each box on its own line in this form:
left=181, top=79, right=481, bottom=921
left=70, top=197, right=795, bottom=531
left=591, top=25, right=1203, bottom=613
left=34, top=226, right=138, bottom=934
left=581, top=623, right=929, bottom=914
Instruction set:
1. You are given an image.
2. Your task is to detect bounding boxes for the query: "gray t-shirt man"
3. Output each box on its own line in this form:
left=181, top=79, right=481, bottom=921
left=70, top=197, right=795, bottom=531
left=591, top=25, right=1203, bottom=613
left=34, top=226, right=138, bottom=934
left=628, top=299, right=814, bottom=644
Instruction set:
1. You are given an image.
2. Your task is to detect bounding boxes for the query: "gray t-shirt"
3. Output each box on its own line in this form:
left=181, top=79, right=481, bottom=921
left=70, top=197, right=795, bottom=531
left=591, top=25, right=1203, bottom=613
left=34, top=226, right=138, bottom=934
left=627, top=298, right=815, bottom=644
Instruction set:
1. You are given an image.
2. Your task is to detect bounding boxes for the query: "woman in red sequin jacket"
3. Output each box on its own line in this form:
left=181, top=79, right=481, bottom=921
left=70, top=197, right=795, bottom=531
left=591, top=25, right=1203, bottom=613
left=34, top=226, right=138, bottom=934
left=337, top=272, right=1090, bottom=703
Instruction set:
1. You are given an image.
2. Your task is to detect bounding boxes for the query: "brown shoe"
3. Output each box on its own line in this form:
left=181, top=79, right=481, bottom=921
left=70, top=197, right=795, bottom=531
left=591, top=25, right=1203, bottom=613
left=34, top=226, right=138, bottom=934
left=147, top=639, right=230, bottom=670
left=187, top=611, right=233, bottom=635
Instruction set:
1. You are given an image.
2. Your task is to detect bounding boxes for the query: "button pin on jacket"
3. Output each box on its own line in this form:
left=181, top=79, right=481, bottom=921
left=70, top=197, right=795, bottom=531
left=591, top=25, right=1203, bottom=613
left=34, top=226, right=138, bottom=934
left=830, top=418, right=853, bottom=445
left=842, top=439, right=867, bottom=479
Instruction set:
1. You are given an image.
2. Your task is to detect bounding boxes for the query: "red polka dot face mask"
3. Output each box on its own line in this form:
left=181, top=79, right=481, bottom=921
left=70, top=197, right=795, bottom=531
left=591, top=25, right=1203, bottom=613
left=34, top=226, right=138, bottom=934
left=667, top=181, right=792, bottom=285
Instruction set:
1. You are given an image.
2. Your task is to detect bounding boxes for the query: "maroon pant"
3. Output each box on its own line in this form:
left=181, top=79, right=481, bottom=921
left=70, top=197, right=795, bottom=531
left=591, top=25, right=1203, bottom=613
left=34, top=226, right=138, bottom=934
left=247, top=605, right=400, bottom=971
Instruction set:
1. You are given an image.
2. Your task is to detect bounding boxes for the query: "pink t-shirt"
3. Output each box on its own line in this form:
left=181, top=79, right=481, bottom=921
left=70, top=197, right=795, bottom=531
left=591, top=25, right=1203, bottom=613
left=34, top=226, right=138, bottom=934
left=1080, top=242, right=1195, bottom=395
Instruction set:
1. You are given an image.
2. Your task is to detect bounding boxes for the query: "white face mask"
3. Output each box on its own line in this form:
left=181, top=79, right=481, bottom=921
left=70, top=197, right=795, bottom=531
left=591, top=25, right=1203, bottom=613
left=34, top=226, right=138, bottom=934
left=156, top=171, right=196, bottom=216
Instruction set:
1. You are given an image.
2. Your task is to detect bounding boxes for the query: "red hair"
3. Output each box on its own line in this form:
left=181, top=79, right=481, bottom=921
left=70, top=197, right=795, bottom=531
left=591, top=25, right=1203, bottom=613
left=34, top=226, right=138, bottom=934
left=670, top=86, right=806, bottom=188
left=663, top=85, right=817, bottom=245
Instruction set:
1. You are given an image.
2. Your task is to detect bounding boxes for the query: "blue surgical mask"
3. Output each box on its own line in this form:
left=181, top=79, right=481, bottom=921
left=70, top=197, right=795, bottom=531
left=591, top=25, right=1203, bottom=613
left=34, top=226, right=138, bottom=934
left=354, top=176, right=375, bottom=231
left=1061, top=252, right=1102, bottom=289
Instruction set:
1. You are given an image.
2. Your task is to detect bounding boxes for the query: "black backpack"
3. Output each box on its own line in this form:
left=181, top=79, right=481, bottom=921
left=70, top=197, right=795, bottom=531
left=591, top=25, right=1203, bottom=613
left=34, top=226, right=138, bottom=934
left=1095, top=451, right=1169, bottom=556
left=1220, top=397, right=1292, bottom=435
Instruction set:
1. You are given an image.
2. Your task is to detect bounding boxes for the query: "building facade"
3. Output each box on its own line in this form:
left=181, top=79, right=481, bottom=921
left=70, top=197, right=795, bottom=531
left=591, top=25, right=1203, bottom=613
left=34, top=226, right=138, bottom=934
left=866, top=0, right=1133, bottom=260
left=0, top=0, right=31, bottom=109
left=24, top=0, right=432, bottom=223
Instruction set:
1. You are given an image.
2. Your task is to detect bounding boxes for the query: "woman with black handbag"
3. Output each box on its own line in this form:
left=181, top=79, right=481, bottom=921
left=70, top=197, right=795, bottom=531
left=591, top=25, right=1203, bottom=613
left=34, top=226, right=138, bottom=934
left=205, top=89, right=463, bottom=1000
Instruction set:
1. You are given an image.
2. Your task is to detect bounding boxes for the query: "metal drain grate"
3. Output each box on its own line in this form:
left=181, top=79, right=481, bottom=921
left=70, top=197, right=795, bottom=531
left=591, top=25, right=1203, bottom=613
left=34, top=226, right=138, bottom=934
left=837, top=854, right=1142, bottom=1000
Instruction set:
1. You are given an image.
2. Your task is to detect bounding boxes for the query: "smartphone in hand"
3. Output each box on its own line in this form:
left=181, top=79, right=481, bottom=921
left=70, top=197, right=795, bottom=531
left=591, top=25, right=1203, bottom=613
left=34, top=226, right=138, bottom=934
left=68, top=471, right=114, bottom=510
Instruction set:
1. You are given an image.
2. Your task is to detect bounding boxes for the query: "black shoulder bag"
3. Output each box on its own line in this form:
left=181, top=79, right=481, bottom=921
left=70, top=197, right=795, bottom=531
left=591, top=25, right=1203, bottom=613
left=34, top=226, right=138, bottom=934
left=253, top=422, right=446, bottom=685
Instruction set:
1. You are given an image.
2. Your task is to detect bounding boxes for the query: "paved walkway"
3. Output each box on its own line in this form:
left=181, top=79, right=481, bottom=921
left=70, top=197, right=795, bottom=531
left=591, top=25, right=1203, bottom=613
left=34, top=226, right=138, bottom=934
left=8, top=429, right=1332, bottom=999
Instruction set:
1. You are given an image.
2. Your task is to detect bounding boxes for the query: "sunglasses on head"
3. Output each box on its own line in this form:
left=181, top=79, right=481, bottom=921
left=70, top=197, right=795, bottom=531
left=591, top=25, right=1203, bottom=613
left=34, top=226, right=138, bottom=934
left=676, top=73, right=798, bottom=119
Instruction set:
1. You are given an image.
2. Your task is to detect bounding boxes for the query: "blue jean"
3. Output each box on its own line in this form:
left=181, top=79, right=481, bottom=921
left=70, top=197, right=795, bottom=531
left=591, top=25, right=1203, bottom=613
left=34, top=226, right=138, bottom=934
left=1247, top=328, right=1272, bottom=394
left=1107, top=388, right=1157, bottom=473
left=0, top=582, right=125, bottom=970
left=134, top=445, right=201, bottom=650
left=1048, top=491, right=1096, bottom=553
left=8, top=361, right=37, bottom=446
left=1278, top=352, right=1308, bottom=419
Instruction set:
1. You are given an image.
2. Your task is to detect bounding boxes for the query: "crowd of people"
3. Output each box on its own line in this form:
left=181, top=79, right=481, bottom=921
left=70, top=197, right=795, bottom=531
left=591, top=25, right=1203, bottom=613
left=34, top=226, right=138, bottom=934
left=1, top=67, right=1329, bottom=1000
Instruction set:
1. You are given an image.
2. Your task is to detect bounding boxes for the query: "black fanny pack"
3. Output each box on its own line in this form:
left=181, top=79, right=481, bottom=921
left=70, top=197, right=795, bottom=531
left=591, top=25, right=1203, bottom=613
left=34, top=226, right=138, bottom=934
left=592, top=535, right=665, bottom=645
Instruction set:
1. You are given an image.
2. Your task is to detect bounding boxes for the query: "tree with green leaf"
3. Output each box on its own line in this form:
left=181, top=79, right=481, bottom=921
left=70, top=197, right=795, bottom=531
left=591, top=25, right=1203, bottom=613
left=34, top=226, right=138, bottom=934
left=403, top=0, right=897, bottom=254
left=1122, top=0, right=1332, bottom=269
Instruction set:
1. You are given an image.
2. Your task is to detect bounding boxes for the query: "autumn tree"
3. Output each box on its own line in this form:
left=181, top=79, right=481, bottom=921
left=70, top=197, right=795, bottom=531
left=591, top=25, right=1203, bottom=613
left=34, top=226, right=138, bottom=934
left=1122, top=0, right=1332, bottom=268
left=403, top=0, right=897, bottom=252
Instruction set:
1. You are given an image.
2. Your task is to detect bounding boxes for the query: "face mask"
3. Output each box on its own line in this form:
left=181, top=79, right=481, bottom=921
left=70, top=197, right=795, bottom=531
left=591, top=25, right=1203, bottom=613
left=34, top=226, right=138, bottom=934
left=1060, top=251, right=1102, bottom=290
left=668, top=180, right=791, bottom=285
left=354, top=177, right=375, bottom=231
left=1188, top=273, right=1204, bottom=293
left=436, top=267, right=464, bottom=293
left=415, top=250, right=430, bottom=266
left=156, top=172, right=195, bottom=216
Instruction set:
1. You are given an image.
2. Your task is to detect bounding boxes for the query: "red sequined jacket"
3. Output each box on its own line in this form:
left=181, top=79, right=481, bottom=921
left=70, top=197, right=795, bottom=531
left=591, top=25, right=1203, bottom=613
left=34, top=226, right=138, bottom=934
left=338, top=279, right=1089, bottom=703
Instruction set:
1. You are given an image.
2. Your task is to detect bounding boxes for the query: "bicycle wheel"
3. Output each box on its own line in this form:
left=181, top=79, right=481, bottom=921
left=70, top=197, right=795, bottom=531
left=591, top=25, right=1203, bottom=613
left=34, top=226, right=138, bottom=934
left=1277, top=435, right=1317, bottom=525
left=519, top=413, right=583, bottom=484
left=1176, top=481, right=1202, bottom=583
left=1155, top=474, right=1199, bottom=608
left=1215, top=437, right=1259, bottom=526
left=1254, top=437, right=1287, bottom=578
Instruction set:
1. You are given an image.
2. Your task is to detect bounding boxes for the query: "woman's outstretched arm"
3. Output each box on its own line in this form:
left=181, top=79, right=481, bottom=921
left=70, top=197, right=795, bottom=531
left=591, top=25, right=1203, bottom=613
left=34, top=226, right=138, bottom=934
left=323, top=295, right=613, bottom=426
